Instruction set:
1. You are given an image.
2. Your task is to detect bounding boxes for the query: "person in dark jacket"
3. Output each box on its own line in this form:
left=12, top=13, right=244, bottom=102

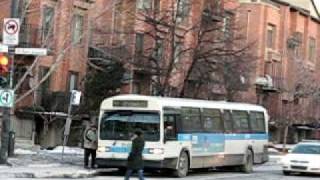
left=125, top=130, right=145, bottom=180
left=83, top=122, right=98, bottom=169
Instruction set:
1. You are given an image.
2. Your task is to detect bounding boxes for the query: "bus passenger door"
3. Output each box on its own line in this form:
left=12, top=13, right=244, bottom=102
left=163, top=108, right=188, bottom=169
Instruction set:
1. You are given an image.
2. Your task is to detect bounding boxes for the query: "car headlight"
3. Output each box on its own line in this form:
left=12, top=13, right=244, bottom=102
left=148, top=148, right=164, bottom=155
left=280, top=157, right=289, bottom=165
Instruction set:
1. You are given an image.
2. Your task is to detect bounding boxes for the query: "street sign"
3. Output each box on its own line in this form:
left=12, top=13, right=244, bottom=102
left=15, top=48, right=47, bottom=56
left=70, top=90, right=81, bottom=105
left=3, top=18, right=20, bottom=45
left=0, top=89, right=14, bottom=107
left=0, top=44, right=8, bottom=53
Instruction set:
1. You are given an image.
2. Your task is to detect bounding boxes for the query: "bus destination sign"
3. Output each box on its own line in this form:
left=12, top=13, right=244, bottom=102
left=113, top=100, right=148, bottom=108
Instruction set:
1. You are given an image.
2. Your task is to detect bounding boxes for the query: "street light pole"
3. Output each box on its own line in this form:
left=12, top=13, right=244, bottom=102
left=0, top=0, right=18, bottom=164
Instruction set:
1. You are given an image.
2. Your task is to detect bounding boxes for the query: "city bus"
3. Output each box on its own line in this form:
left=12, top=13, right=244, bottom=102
left=96, top=95, right=269, bottom=177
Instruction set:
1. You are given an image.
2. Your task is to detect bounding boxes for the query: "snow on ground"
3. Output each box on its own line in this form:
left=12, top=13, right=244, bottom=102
left=43, top=146, right=84, bottom=155
left=14, top=148, right=37, bottom=155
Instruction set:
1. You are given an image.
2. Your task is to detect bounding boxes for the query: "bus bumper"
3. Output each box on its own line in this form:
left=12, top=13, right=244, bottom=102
left=96, top=158, right=178, bottom=169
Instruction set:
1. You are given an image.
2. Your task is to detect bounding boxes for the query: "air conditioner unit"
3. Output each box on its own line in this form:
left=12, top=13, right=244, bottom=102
left=255, top=75, right=273, bottom=87
left=255, top=76, right=268, bottom=86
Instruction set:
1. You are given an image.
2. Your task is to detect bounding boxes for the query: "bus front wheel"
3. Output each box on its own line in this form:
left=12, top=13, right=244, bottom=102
left=173, top=151, right=189, bottom=177
left=240, top=150, right=253, bottom=173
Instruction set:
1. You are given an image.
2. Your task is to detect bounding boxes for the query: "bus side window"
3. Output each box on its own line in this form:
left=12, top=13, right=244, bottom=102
left=180, top=107, right=202, bottom=132
left=223, top=110, right=233, bottom=133
left=202, top=108, right=223, bottom=133
left=232, top=111, right=250, bottom=133
left=249, top=111, right=266, bottom=133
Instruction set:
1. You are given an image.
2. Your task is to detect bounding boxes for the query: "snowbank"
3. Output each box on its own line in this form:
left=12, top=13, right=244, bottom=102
left=44, top=146, right=84, bottom=155
left=14, top=148, right=37, bottom=155
left=28, top=163, right=62, bottom=168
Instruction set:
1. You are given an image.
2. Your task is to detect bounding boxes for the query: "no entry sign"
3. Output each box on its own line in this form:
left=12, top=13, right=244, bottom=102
left=3, top=18, right=20, bottom=45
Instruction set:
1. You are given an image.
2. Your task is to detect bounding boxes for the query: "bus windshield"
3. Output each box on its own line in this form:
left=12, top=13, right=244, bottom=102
left=100, top=111, right=160, bottom=141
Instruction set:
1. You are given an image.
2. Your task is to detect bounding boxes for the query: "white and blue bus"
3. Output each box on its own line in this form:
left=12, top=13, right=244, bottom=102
left=96, top=95, right=269, bottom=177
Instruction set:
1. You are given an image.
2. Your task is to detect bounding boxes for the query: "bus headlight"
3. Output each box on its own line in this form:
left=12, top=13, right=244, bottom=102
left=98, top=146, right=111, bottom=152
left=97, top=146, right=105, bottom=152
left=148, top=148, right=164, bottom=155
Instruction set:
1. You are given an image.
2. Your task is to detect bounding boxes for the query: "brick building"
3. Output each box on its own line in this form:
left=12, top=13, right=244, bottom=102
left=238, top=0, right=320, bottom=143
left=90, top=0, right=238, bottom=96
left=91, top=0, right=320, bottom=143
left=0, top=0, right=94, bottom=148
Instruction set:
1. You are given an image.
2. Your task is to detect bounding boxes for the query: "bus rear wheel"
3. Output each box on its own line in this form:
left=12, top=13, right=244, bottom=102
left=240, top=150, right=253, bottom=173
left=173, top=151, right=189, bottom=177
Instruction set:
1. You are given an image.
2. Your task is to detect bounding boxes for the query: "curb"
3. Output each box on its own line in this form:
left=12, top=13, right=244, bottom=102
left=0, top=170, right=99, bottom=179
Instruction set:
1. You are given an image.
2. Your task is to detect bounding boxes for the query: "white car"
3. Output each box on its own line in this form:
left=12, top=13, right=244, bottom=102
left=281, top=141, right=320, bottom=175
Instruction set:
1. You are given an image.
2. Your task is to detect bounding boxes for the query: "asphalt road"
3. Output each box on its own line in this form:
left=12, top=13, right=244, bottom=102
left=7, top=162, right=320, bottom=180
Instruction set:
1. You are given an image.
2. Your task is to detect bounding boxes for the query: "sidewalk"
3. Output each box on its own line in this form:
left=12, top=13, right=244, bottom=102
left=0, top=146, right=103, bottom=178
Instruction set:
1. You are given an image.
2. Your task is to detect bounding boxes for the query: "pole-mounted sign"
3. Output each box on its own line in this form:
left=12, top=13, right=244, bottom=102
left=3, top=18, right=20, bottom=46
left=0, top=89, right=14, bottom=108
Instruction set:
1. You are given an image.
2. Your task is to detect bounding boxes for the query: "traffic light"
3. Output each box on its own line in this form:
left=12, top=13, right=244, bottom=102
left=0, top=54, right=9, bottom=87
left=0, top=54, right=9, bottom=74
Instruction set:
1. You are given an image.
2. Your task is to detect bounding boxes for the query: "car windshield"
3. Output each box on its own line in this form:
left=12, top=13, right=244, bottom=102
left=100, top=111, right=160, bottom=141
left=291, top=144, right=320, bottom=154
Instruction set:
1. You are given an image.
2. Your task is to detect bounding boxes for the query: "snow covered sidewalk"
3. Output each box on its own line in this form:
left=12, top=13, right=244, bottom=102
left=0, top=146, right=102, bottom=178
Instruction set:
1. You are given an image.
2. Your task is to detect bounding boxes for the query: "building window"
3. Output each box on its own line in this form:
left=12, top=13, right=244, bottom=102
left=222, top=14, right=232, bottom=39
left=176, top=0, right=191, bottom=23
left=68, top=72, right=78, bottom=92
left=40, top=67, right=50, bottom=92
left=135, top=33, right=144, bottom=57
left=267, top=24, right=276, bottom=49
left=153, top=39, right=163, bottom=61
left=72, top=15, right=84, bottom=44
left=174, top=42, right=182, bottom=63
left=308, top=37, right=316, bottom=62
left=42, top=6, right=54, bottom=40
left=154, top=0, right=160, bottom=13
left=113, top=2, right=122, bottom=33
left=293, top=32, right=303, bottom=58
left=137, top=0, right=152, bottom=10
left=213, top=0, right=222, bottom=15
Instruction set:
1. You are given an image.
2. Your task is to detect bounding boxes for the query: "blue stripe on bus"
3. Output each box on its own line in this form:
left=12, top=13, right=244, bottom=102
left=178, top=133, right=268, bottom=141
left=225, top=133, right=268, bottom=140
left=111, top=146, right=130, bottom=153
left=109, top=146, right=149, bottom=154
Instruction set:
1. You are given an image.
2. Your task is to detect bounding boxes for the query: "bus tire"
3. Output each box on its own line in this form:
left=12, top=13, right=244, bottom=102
left=283, top=170, right=291, bottom=176
left=173, top=151, right=189, bottom=177
left=240, top=150, right=253, bottom=173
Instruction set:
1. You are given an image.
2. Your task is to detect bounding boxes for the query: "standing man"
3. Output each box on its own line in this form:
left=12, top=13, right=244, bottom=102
left=125, top=130, right=145, bottom=180
left=83, top=122, right=98, bottom=169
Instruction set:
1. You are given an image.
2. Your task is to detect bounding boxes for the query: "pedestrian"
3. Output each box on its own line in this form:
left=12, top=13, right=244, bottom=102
left=125, top=130, right=145, bottom=180
left=83, top=122, right=98, bottom=169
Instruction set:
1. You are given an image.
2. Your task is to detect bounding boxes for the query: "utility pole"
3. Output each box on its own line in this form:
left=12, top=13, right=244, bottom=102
left=0, top=0, right=18, bottom=164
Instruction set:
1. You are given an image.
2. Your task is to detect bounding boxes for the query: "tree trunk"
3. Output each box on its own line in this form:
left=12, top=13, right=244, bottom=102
left=282, top=125, right=289, bottom=153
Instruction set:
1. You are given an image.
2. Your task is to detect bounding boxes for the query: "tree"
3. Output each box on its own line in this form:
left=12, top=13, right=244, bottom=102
left=93, top=0, right=256, bottom=99
left=0, top=0, right=120, bottom=163
left=277, top=36, right=320, bottom=150
left=83, top=55, right=125, bottom=111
